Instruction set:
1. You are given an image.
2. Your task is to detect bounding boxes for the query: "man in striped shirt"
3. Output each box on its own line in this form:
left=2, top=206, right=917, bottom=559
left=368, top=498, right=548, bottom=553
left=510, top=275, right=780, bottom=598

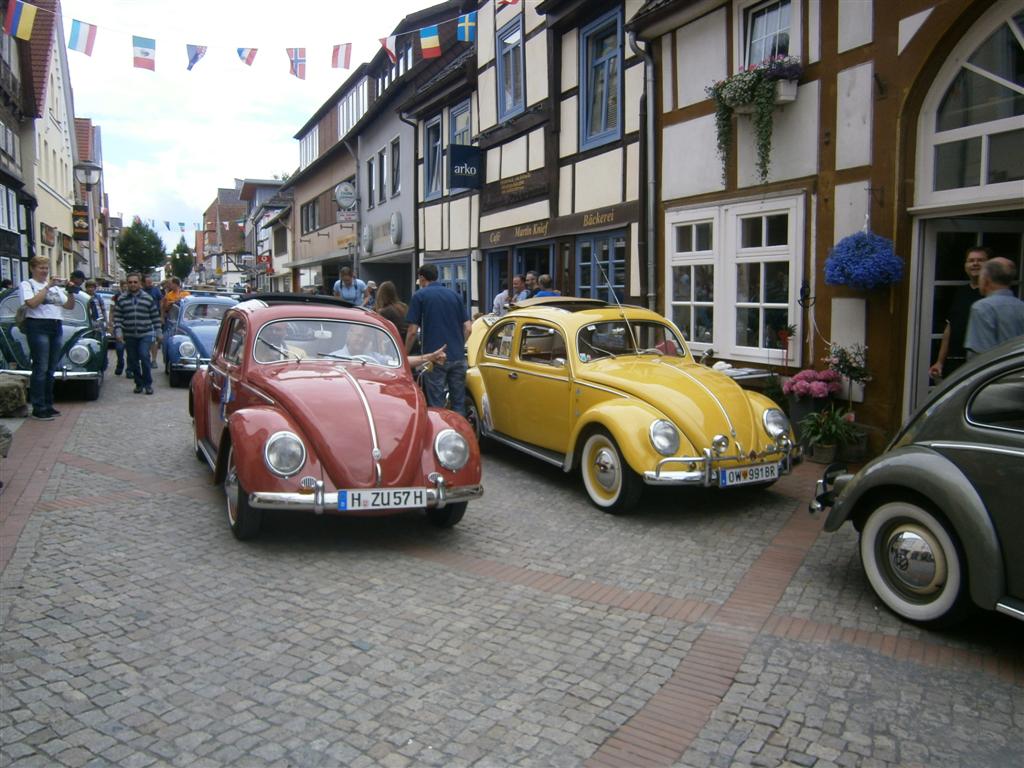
left=113, top=272, right=162, bottom=395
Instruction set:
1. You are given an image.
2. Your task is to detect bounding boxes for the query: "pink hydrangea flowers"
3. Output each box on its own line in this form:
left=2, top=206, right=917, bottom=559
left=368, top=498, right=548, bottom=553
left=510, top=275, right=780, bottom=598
left=782, top=369, right=842, bottom=399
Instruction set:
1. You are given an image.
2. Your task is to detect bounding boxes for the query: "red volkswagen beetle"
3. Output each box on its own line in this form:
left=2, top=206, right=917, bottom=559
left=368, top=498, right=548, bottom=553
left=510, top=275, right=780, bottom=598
left=190, top=294, right=483, bottom=539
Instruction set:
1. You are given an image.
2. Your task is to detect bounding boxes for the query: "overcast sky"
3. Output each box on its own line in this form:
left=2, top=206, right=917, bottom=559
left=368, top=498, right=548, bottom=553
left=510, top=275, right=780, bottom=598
left=61, top=0, right=430, bottom=250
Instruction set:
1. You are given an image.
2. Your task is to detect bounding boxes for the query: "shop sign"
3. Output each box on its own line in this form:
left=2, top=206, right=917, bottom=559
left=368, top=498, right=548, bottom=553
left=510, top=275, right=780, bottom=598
left=482, top=201, right=639, bottom=248
left=40, top=223, right=56, bottom=247
left=449, top=145, right=483, bottom=189
left=62, top=233, right=74, bottom=252
left=73, top=205, right=90, bottom=240
left=480, top=169, right=549, bottom=211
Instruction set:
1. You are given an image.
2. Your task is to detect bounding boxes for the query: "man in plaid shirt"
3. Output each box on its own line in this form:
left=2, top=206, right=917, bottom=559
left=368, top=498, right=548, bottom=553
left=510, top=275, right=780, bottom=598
left=113, top=272, right=162, bottom=395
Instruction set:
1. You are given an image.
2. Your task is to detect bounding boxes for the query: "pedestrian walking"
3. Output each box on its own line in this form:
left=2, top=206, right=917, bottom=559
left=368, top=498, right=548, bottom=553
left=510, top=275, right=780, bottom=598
left=374, top=281, right=412, bottom=348
left=113, top=272, right=162, bottom=395
left=405, top=263, right=472, bottom=415
left=965, top=257, right=1024, bottom=358
left=111, top=279, right=128, bottom=376
left=83, top=280, right=108, bottom=372
left=143, top=274, right=163, bottom=365
left=19, top=255, right=76, bottom=420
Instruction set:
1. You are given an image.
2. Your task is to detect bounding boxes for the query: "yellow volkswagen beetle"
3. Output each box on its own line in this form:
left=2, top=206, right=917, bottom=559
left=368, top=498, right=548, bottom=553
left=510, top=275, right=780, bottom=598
left=465, top=298, right=797, bottom=513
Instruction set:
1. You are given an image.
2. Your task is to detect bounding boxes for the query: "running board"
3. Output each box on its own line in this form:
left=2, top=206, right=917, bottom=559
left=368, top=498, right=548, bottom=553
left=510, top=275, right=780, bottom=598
left=996, top=598, right=1024, bottom=622
left=484, top=430, right=565, bottom=468
left=197, top=437, right=217, bottom=472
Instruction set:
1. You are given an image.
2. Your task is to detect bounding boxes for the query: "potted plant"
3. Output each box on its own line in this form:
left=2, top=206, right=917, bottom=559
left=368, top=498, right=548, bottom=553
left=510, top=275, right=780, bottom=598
left=799, top=406, right=858, bottom=464
left=824, top=231, right=904, bottom=291
left=782, top=368, right=841, bottom=440
left=826, top=342, right=871, bottom=410
left=705, top=55, right=803, bottom=184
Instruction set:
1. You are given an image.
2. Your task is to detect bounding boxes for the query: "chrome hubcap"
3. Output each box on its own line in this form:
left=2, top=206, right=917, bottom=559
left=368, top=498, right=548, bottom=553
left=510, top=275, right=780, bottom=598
left=592, top=447, right=619, bottom=492
left=885, top=524, right=945, bottom=594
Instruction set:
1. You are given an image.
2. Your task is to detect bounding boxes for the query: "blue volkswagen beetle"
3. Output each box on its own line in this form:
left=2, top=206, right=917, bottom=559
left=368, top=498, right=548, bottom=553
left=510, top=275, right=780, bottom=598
left=162, top=294, right=237, bottom=387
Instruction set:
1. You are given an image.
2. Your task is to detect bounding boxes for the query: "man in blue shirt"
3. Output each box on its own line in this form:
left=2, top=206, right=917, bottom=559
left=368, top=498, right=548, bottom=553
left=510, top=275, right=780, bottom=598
left=964, top=257, right=1024, bottom=358
left=405, top=264, right=471, bottom=414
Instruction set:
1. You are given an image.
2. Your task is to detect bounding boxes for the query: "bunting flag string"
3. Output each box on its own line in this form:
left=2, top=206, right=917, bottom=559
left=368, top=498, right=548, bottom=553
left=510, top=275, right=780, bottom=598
left=11, top=3, right=505, bottom=78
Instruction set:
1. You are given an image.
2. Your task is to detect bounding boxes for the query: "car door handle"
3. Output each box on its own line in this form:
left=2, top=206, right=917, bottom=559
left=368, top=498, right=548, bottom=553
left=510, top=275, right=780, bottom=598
left=508, top=371, right=518, bottom=380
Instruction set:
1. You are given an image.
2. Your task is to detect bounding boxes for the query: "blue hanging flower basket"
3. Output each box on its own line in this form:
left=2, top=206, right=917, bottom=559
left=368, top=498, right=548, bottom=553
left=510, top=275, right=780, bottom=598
left=824, top=232, right=903, bottom=290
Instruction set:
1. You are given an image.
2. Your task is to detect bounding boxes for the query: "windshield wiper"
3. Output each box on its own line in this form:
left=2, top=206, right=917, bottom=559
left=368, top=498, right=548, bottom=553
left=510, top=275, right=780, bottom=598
left=258, top=338, right=300, bottom=361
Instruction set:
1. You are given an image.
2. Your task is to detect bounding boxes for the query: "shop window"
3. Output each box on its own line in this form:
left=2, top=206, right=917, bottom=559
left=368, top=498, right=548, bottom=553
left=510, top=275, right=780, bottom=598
left=431, top=257, right=471, bottom=314
left=576, top=232, right=625, bottom=303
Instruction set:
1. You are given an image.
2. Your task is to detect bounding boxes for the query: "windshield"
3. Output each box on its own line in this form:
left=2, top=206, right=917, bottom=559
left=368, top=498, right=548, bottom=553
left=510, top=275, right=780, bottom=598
left=577, top=320, right=687, bottom=362
left=253, top=319, right=401, bottom=366
left=184, top=302, right=231, bottom=323
left=0, top=291, right=88, bottom=325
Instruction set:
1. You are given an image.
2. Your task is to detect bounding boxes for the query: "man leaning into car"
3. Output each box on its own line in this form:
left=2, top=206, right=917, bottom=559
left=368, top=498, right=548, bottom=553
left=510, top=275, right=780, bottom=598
left=113, top=273, right=162, bottom=395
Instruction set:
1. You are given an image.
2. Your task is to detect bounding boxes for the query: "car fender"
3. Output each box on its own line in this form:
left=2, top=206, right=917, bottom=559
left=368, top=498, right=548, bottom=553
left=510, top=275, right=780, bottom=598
left=826, top=445, right=1003, bottom=610
left=420, top=408, right=483, bottom=487
left=219, top=406, right=323, bottom=492
left=566, top=398, right=696, bottom=473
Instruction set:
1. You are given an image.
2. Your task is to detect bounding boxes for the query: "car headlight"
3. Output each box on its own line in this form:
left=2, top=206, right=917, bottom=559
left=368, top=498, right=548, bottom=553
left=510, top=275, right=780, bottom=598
left=649, top=419, right=680, bottom=456
left=763, top=408, right=791, bottom=440
left=264, top=431, right=306, bottom=477
left=434, top=429, right=469, bottom=470
left=178, top=340, right=197, bottom=358
left=68, top=344, right=90, bottom=365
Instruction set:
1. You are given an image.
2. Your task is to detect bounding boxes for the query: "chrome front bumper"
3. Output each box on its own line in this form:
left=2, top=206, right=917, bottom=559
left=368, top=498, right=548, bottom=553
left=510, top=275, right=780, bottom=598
left=170, top=357, right=208, bottom=372
left=249, top=476, right=483, bottom=514
left=0, top=368, right=101, bottom=381
left=642, top=442, right=796, bottom=487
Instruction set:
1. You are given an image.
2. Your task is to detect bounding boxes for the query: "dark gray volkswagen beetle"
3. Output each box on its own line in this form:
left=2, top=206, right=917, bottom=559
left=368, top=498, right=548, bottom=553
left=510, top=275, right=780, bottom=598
left=812, top=337, right=1023, bottom=628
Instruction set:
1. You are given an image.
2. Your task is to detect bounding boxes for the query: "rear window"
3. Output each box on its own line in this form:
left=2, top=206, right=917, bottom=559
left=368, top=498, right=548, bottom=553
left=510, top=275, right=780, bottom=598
left=968, top=368, right=1024, bottom=432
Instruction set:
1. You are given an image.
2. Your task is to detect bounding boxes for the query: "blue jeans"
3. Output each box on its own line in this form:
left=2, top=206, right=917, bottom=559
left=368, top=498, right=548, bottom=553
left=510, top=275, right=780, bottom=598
left=124, top=335, right=154, bottom=388
left=114, top=339, right=125, bottom=371
left=423, top=359, right=467, bottom=415
left=25, top=318, right=63, bottom=413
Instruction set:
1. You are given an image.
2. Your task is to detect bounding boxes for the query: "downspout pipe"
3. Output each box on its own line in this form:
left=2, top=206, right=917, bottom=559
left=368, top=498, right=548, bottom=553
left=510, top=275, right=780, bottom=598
left=628, top=31, right=657, bottom=312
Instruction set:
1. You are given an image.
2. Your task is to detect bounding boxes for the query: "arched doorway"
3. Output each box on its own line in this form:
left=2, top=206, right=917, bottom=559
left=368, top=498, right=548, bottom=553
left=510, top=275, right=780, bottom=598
left=907, top=0, right=1024, bottom=411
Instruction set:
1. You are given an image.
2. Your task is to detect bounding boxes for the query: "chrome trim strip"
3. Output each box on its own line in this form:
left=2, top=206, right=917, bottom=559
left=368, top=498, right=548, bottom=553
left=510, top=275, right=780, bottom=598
left=643, top=469, right=706, bottom=485
left=995, top=602, right=1024, bottom=622
left=339, top=367, right=383, bottom=486
left=196, top=437, right=216, bottom=471
left=0, top=369, right=100, bottom=380
left=925, top=441, right=1024, bottom=459
left=485, top=432, right=565, bottom=467
left=240, top=381, right=275, bottom=404
left=249, top=484, right=483, bottom=510
left=658, top=361, right=737, bottom=439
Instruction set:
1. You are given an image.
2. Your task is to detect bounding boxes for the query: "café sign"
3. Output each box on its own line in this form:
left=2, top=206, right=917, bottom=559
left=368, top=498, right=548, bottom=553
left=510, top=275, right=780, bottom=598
left=483, top=201, right=639, bottom=247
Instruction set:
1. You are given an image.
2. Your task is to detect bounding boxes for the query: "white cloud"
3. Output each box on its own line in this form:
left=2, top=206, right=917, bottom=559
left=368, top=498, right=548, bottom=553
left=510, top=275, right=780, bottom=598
left=62, top=0, right=432, bottom=248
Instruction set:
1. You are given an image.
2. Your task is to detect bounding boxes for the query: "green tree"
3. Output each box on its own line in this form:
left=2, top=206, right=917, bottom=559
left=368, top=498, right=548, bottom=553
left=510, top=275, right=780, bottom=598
left=170, top=237, right=194, bottom=281
left=117, top=221, right=166, bottom=275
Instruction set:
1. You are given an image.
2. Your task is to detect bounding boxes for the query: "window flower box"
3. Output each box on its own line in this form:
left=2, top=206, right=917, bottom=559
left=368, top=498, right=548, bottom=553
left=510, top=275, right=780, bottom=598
left=733, top=79, right=798, bottom=114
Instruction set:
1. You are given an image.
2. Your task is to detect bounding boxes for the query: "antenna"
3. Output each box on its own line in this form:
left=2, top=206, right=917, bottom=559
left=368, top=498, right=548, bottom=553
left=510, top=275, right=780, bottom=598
left=594, top=257, right=639, bottom=353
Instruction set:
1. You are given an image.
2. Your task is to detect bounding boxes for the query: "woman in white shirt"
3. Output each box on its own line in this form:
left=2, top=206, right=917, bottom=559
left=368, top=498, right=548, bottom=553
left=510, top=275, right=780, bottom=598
left=19, top=255, right=76, bottom=421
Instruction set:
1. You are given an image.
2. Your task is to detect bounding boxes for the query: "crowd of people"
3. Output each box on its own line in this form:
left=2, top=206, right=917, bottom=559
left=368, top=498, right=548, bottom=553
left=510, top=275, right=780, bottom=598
left=10, top=246, right=1023, bottom=424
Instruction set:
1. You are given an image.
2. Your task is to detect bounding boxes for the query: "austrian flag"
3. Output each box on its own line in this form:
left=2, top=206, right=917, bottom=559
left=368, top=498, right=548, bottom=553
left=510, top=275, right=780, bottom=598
left=332, top=43, right=352, bottom=69
left=287, top=48, right=306, bottom=79
left=133, top=35, right=156, bottom=70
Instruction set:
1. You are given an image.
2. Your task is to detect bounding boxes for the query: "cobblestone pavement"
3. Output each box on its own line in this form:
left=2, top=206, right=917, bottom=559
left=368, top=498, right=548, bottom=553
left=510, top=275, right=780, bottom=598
left=1, top=369, right=1021, bottom=767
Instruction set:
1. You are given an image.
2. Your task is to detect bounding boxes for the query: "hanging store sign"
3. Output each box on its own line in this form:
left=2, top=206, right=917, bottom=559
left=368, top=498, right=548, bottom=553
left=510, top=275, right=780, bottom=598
left=72, top=205, right=90, bottom=240
left=40, top=223, right=56, bottom=247
left=449, top=144, right=484, bottom=189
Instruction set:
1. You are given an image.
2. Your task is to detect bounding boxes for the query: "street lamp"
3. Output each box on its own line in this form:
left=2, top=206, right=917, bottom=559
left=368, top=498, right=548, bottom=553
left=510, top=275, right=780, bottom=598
left=74, top=160, right=103, bottom=278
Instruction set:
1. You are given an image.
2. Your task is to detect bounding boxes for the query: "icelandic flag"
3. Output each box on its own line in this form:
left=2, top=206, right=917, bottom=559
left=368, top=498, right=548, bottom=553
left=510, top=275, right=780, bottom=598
left=332, top=43, right=351, bottom=69
left=237, top=47, right=257, bottom=66
left=68, top=19, right=97, bottom=55
left=419, top=25, right=441, bottom=59
left=133, top=36, right=156, bottom=70
left=186, top=44, right=207, bottom=71
left=456, top=12, right=477, bottom=42
left=380, top=35, right=397, bottom=64
left=287, top=47, right=306, bottom=79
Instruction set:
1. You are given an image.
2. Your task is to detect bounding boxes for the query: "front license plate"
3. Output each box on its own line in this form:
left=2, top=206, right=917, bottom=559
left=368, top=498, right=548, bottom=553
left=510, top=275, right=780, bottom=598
left=719, top=463, right=779, bottom=488
left=338, top=487, right=427, bottom=511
